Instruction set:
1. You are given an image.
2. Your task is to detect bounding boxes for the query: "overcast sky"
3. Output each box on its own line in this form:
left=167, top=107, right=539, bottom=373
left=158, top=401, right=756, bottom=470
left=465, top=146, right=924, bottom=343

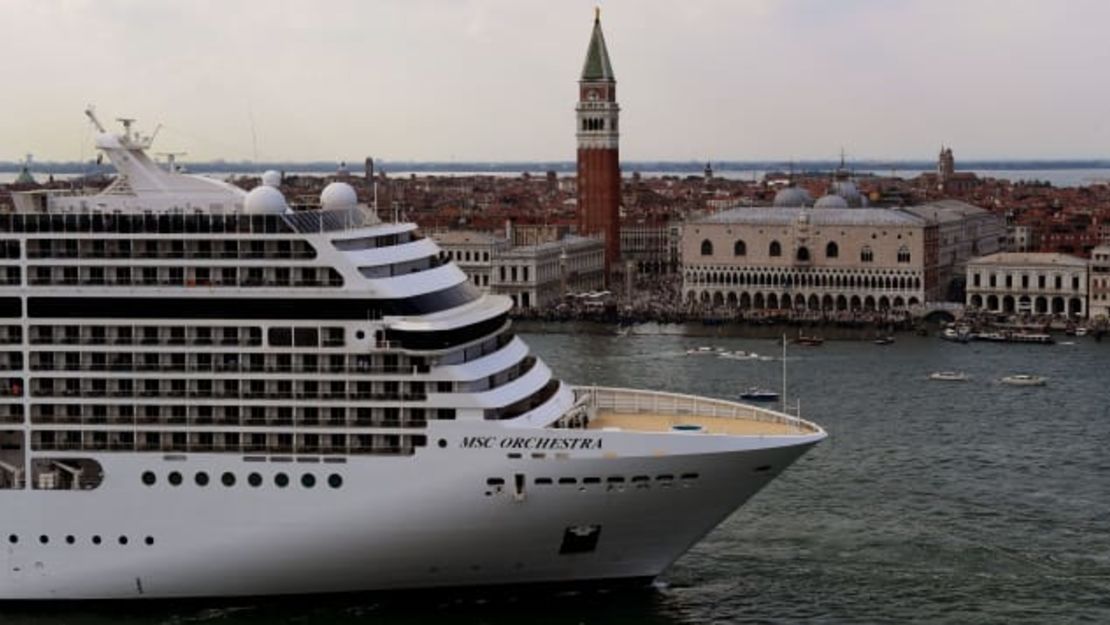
left=3, top=0, right=1109, bottom=163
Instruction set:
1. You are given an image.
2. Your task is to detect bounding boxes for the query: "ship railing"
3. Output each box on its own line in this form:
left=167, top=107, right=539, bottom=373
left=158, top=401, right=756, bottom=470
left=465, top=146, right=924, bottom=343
left=568, top=386, right=822, bottom=435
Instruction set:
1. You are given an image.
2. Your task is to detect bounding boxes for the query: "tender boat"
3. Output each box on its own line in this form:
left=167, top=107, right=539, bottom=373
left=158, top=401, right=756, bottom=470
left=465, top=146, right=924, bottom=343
left=739, top=387, right=781, bottom=402
left=929, top=371, right=969, bottom=382
left=873, top=336, right=894, bottom=346
left=1000, top=374, right=1047, bottom=386
left=793, top=335, right=824, bottom=347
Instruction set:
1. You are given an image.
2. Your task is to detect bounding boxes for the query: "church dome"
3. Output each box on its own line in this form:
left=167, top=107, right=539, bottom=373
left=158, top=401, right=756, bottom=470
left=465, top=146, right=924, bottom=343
left=830, top=180, right=862, bottom=206
left=773, top=186, right=812, bottom=208
left=261, top=170, right=282, bottom=188
left=814, top=194, right=849, bottom=209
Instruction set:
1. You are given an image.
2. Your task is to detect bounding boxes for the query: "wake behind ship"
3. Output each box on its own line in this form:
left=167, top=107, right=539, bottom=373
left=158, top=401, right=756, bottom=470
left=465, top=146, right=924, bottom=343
left=0, top=112, right=825, bottom=600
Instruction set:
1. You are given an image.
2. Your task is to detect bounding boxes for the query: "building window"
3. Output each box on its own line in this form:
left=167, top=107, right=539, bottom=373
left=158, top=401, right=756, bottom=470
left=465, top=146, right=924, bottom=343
left=700, top=239, right=713, bottom=256
left=897, top=246, right=910, bottom=263
left=826, top=241, right=839, bottom=258
left=733, top=240, right=746, bottom=256
left=860, top=246, right=874, bottom=263
left=769, top=241, right=781, bottom=257
left=973, top=273, right=980, bottom=287
left=796, top=246, right=810, bottom=262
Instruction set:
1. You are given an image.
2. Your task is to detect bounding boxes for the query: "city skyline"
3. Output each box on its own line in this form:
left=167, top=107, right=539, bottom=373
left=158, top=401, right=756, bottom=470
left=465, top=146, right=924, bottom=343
left=2, top=0, right=1109, bottom=162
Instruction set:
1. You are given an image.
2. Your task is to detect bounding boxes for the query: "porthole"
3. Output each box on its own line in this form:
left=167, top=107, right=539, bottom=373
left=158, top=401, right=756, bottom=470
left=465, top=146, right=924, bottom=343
left=248, top=472, right=263, bottom=487
left=92, top=535, right=102, bottom=545
left=141, top=471, right=156, bottom=486
left=168, top=471, right=182, bottom=486
left=119, top=536, right=128, bottom=545
left=301, top=473, right=316, bottom=488
left=39, top=535, right=49, bottom=545
left=8, top=534, right=17, bottom=544
left=65, top=535, right=75, bottom=545
left=355, top=330, right=366, bottom=340
left=221, top=472, right=236, bottom=487
left=437, top=438, right=447, bottom=448
left=327, top=474, right=342, bottom=489
left=275, top=473, right=289, bottom=488
left=195, top=472, right=209, bottom=487
left=145, top=536, right=155, bottom=546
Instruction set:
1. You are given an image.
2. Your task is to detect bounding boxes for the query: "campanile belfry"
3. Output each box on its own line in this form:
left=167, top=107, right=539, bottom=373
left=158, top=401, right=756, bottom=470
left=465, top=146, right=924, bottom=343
left=576, top=9, right=621, bottom=277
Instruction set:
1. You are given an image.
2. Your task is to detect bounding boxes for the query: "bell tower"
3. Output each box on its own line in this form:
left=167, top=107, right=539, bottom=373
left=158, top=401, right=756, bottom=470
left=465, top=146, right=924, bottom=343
left=576, top=9, right=621, bottom=278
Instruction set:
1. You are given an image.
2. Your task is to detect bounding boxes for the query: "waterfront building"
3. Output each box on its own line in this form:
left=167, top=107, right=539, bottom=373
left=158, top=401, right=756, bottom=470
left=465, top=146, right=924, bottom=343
left=490, top=235, right=605, bottom=309
left=1088, top=244, right=1110, bottom=320
left=576, top=11, right=621, bottom=277
left=965, top=252, right=1088, bottom=317
left=433, top=230, right=510, bottom=290
left=680, top=201, right=1000, bottom=312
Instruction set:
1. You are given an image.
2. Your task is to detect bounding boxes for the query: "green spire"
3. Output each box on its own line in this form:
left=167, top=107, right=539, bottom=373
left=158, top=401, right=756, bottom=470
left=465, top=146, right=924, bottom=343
left=581, top=9, right=615, bottom=81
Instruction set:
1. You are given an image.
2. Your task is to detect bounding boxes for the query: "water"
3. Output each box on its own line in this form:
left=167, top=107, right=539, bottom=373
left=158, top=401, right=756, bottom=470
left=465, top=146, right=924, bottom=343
left=4, top=167, right=1110, bottom=187
left=6, top=331, right=1110, bottom=623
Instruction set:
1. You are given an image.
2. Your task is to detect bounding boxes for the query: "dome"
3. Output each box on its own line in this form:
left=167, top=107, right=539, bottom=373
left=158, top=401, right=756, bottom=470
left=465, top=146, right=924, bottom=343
left=321, top=182, right=358, bottom=211
left=773, top=186, right=812, bottom=208
left=830, top=180, right=862, bottom=205
left=814, top=194, right=849, bottom=209
left=244, top=185, right=289, bottom=214
left=261, top=170, right=282, bottom=188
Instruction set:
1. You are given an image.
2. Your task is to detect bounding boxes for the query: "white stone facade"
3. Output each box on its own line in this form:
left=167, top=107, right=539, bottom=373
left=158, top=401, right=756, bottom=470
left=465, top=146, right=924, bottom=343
left=492, top=235, right=606, bottom=309
left=1089, top=244, right=1110, bottom=320
left=966, top=252, right=1088, bottom=318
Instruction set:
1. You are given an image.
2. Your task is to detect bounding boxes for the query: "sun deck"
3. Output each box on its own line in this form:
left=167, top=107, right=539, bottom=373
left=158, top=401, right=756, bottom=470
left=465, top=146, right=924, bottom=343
left=566, top=386, right=823, bottom=437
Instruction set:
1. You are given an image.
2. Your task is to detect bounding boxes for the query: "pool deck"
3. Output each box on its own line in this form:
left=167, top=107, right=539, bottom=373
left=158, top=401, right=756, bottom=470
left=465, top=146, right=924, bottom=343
left=589, top=410, right=806, bottom=436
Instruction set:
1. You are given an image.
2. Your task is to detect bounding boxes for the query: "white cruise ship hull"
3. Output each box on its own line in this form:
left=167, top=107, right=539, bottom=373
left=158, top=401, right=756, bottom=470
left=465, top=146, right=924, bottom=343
left=2, top=420, right=818, bottom=599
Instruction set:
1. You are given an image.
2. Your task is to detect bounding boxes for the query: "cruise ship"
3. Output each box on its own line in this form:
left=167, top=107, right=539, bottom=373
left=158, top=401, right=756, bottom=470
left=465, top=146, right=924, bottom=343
left=0, top=111, right=826, bottom=600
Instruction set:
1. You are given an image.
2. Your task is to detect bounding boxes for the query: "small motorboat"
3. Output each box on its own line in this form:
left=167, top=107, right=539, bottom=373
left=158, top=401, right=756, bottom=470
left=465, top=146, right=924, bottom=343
left=1075, top=327, right=1088, bottom=337
left=929, top=371, right=968, bottom=382
left=739, top=387, right=780, bottom=402
left=873, top=336, right=894, bottom=346
left=719, top=350, right=760, bottom=360
left=1000, top=374, right=1047, bottom=386
left=793, top=335, right=824, bottom=347
left=685, top=346, right=716, bottom=355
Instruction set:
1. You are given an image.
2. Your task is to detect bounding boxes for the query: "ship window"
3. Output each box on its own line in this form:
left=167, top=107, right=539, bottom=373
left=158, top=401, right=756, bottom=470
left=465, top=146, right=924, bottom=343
left=535, top=477, right=553, bottom=485
left=7, top=534, right=16, bottom=544
left=680, top=473, right=700, bottom=480
left=558, top=477, right=577, bottom=485
left=582, top=477, right=601, bottom=484
left=221, top=472, right=236, bottom=487
left=293, top=327, right=318, bottom=347
left=168, top=471, right=182, bottom=486
left=327, top=474, right=343, bottom=489
left=656, top=474, right=674, bottom=481
left=141, top=471, right=156, bottom=486
left=145, top=536, right=155, bottom=546
left=118, top=536, right=128, bottom=545
left=268, top=327, right=292, bottom=347
left=248, top=473, right=263, bottom=487
left=66, top=535, right=75, bottom=544
left=301, top=473, right=316, bottom=488
left=92, top=535, right=102, bottom=545
left=606, top=476, right=625, bottom=483
left=486, top=478, right=505, bottom=486
left=194, top=472, right=210, bottom=487
left=39, top=535, right=49, bottom=545
left=275, top=473, right=289, bottom=488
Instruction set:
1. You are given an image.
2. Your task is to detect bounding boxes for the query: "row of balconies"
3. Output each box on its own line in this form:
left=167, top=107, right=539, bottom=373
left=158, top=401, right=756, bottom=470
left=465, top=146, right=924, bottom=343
left=26, top=266, right=342, bottom=289
left=30, top=325, right=265, bottom=346
left=28, top=379, right=434, bottom=401
left=27, top=351, right=428, bottom=375
left=30, top=430, right=422, bottom=456
left=30, top=404, right=436, bottom=428
left=26, top=238, right=315, bottom=260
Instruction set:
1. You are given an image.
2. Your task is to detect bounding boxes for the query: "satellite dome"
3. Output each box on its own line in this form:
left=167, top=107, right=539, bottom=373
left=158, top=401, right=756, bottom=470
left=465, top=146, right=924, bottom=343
left=830, top=180, right=862, bottom=206
left=773, top=186, right=812, bottom=208
left=814, top=194, right=849, bottom=209
left=244, top=185, right=289, bottom=214
left=261, top=170, right=282, bottom=188
left=321, top=182, right=358, bottom=211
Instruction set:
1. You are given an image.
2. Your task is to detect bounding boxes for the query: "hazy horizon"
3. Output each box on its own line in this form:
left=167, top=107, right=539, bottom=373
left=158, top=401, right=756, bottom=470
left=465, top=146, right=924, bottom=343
left=3, top=0, right=1108, bottom=163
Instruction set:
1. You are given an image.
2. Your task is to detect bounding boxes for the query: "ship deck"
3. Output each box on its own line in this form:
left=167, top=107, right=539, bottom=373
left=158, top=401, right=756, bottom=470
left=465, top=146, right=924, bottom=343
left=569, top=386, right=822, bottom=437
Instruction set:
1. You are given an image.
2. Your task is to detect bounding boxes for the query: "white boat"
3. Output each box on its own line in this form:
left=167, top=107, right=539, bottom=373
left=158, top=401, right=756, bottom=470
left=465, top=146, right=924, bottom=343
left=929, top=371, right=969, bottom=382
left=0, top=112, right=826, bottom=600
left=719, top=350, right=760, bottom=361
left=685, top=346, right=717, bottom=355
left=1000, top=374, right=1047, bottom=386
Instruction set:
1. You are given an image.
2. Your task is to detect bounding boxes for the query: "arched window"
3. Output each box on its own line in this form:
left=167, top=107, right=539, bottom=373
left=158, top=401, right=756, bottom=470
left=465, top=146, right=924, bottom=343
left=733, top=240, right=747, bottom=256
left=796, top=246, right=810, bottom=262
left=826, top=241, right=839, bottom=258
left=860, top=246, right=874, bottom=263
left=897, top=246, right=911, bottom=263
left=769, top=241, right=782, bottom=257
left=700, top=239, right=713, bottom=256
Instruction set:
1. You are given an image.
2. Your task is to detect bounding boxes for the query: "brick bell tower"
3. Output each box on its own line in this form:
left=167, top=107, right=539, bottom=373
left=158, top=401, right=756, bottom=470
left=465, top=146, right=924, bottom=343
left=576, top=9, right=621, bottom=279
